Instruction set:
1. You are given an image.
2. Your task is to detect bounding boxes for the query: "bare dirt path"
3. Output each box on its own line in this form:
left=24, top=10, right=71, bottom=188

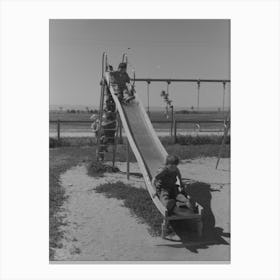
left=53, top=158, right=230, bottom=262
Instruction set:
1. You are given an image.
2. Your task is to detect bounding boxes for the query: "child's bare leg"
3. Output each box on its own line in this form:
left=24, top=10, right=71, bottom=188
left=118, top=91, right=124, bottom=102
left=176, top=193, right=188, bottom=202
left=161, top=219, right=169, bottom=238
left=159, top=190, right=176, bottom=215
left=112, top=86, right=124, bottom=102
left=123, top=87, right=135, bottom=104
left=176, top=193, right=193, bottom=210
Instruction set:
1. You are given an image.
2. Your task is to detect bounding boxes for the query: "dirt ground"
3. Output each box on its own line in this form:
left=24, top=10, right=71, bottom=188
left=53, top=157, right=230, bottom=262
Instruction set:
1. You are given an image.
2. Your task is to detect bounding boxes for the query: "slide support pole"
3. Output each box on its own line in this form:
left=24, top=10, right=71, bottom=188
left=147, top=81, right=151, bottom=117
left=57, top=120, right=60, bottom=141
left=222, top=81, right=226, bottom=112
left=197, top=79, right=201, bottom=112
left=126, top=137, right=130, bottom=180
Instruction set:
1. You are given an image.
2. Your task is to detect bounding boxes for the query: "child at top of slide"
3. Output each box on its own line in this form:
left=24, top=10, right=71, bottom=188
left=109, top=62, right=135, bottom=103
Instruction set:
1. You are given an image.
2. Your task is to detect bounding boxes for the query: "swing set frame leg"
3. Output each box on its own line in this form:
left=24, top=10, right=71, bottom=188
left=216, top=118, right=230, bottom=169
left=161, top=219, right=169, bottom=239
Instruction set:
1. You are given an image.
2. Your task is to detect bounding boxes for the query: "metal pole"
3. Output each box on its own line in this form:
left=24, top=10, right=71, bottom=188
left=166, top=81, right=172, bottom=135
left=96, top=85, right=105, bottom=161
left=112, top=118, right=119, bottom=168
left=197, top=79, right=200, bottom=112
left=170, top=105, right=174, bottom=137
left=119, top=120, right=123, bottom=144
left=132, top=78, right=231, bottom=83
left=96, top=53, right=107, bottom=161
left=57, top=120, right=60, bottom=141
left=216, top=114, right=230, bottom=169
left=101, top=52, right=106, bottom=77
left=229, top=82, right=231, bottom=112
left=222, top=81, right=226, bottom=112
left=126, top=138, right=130, bottom=180
left=166, top=81, right=170, bottom=95
left=173, top=119, right=177, bottom=144
left=147, top=81, right=150, bottom=117
left=116, top=109, right=123, bottom=144
left=122, top=53, right=128, bottom=64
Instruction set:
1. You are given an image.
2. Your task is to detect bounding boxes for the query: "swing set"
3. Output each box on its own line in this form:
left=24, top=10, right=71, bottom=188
left=95, top=52, right=230, bottom=174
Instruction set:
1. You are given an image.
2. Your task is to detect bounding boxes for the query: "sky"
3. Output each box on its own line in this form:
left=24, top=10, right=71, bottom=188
left=50, top=19, right=230, bottom=110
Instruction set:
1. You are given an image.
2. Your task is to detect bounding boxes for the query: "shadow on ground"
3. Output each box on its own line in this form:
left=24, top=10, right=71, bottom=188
left=157, top=181, right=230, bottom=253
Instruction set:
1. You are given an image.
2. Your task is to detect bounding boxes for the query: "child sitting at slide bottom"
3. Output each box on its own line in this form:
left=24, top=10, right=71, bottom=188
left=153, top=155, right=193, bottom=239
left=153, top=155, right=193, bottom=216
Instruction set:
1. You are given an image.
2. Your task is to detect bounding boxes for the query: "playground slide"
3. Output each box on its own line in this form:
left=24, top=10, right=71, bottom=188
left=105, top=72, right=201, bottom=219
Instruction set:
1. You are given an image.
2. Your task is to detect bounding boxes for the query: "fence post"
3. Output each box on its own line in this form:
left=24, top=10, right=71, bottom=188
left=57, top=120, right=60, bottom=141
left=173, top=120, right=177, bottom=144
left=126, top=138, right=130, bottom=180
left=119, top=120, right=123, bottom=144
left=170, top=105, right=174, bottom=136
left=112, top=119, right=119, bottom=168
left=216, top=120, right=230, bottom=169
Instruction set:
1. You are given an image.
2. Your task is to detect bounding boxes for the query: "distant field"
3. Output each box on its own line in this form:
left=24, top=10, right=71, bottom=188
left=49, top=110, right=228, bottom=122
left=49, top=110, right=228, bottom=135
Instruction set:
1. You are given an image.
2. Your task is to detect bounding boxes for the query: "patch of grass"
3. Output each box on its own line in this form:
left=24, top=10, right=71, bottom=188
left=87, top=161, right=119, bottom=177
left=166, top=144, right=230, bottom=159
left=49, top=137, right=95, bottom=148
left=116, top=144, right=229, bottom=162
left=50, top=138, right=229, bottom=161
left=161, top=135, right=230, bottom=146
left=49, top=142, right=229, bottom=258
left=49, top=172, right=67, bottom=252
left=50, top=135, right=230, bottom=148
left=50, top=138, right=70, bottom=148
left=95, top=182, right=163, bottom=236
left=49, top=147, right=96, bottom=260
left=50, top=110, right=227, bottom=122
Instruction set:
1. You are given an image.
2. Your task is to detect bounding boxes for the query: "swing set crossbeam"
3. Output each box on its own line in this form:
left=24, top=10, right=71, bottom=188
left=132, top=78, right=230, bottom=83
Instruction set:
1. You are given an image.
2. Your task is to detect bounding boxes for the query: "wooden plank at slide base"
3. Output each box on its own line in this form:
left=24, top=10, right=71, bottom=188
left=104, top=72, right=202, bottom=222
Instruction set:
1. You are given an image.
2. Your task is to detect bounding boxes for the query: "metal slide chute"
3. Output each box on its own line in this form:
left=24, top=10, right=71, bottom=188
left=102, top=63, right=202, bottom=234
left=104, top=71, right=203, bottom=221
left=96, top=52, right=203, bottom=238
left=104, top=72, right=167, bottom=215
